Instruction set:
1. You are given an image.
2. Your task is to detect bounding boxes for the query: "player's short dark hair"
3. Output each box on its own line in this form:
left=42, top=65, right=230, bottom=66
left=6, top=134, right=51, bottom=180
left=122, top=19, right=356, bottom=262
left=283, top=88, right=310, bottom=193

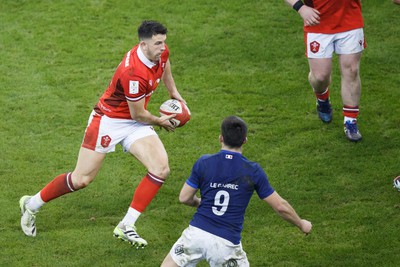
left=138, top=20, right=168, bottom=40
left=221, top=116, right=247, bottom=148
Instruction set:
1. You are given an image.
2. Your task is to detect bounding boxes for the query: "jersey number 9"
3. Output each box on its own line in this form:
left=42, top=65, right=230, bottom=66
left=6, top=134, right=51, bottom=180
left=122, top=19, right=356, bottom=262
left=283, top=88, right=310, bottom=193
left=212, top=190, right=230, bottom=216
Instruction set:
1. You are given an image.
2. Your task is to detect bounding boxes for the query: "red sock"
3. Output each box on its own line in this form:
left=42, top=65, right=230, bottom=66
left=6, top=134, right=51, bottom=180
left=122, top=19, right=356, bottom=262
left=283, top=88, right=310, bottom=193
left=40, top=172, right=77, bottom=202
left=130, top=172, right=164, bottom=212
left=315, top=88, right=330, bottom=101
left=342, top=105, right=359, bottom=119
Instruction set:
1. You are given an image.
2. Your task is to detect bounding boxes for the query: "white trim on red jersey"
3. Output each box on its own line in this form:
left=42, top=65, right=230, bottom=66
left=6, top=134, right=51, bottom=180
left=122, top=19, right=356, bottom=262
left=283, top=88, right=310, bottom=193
left=137, top=46, right=156, bottom=68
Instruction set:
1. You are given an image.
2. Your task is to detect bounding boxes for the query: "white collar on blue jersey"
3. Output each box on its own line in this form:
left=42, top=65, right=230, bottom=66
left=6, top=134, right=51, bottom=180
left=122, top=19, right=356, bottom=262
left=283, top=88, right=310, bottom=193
left=137, top=45, right=156, bottom=69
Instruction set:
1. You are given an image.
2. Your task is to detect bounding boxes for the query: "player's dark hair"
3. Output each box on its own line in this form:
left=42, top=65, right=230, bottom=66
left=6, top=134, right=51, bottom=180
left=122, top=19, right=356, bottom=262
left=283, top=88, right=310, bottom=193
left=221, top=116, right=247, bottom=148
left=138, top=20, right=168, bottom=40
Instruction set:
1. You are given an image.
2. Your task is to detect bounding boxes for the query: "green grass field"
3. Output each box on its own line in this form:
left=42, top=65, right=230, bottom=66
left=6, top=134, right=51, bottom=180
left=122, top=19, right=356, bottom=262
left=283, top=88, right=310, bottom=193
left=1, top=0, right=400, bottom=266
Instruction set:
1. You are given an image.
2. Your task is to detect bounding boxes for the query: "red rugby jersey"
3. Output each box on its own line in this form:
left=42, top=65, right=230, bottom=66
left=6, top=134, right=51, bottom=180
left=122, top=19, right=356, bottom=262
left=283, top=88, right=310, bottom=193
left=94, top=44, right=169, bottom=119
left=304, top=0, right=364, bottom=34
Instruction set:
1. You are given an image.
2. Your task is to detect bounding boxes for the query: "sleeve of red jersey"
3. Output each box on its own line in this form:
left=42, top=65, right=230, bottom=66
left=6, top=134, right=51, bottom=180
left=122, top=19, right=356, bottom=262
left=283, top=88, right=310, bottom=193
left=120, top=73, right=148, bottom=103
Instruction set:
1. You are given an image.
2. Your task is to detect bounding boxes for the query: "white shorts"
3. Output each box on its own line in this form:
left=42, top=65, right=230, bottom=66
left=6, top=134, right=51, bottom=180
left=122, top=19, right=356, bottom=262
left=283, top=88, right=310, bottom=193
left=306, top=28, right=365, bottom=58
left=81, top=111, right=157, bottom=153
left=169, top=225, right=249, bottom=267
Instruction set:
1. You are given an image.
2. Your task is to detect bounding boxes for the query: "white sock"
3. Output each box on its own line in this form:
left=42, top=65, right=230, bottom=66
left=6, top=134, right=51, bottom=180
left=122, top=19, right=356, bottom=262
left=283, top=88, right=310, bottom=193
left=121, top=207, right=141, bottom=226
left=26, top=192, right=45, bottom=212
left=344, top=117, right=357, bottom=123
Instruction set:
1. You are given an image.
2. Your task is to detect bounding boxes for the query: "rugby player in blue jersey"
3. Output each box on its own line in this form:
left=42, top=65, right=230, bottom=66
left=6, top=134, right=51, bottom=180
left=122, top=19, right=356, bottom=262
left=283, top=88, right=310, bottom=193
left=161, top=116, right=312, bottom=267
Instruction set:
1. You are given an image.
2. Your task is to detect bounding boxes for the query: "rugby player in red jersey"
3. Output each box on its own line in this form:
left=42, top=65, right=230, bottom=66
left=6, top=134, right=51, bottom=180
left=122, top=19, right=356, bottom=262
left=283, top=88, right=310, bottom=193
left=19, top=20, right=185, bottom=248
left=285, top=0, right=365, bottom=142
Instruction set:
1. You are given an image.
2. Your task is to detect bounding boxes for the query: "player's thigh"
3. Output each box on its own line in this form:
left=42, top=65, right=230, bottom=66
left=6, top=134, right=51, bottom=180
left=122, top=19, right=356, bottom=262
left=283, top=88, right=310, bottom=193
left=308, top=57, right=333, bottom=81
left=128, top=135, right=169, bottom=175
left=338, top=52, right=362, bottom=76
left=161, top=254, right=180, bottom=267
left=72, top=147, right=106, bottom=186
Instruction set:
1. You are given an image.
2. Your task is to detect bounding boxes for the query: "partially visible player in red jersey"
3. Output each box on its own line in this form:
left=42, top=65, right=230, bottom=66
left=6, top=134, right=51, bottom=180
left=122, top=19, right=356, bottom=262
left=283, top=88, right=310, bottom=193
left=285, top=0, right=365, bottom=142
left=19, top=20, right=185, bottom=248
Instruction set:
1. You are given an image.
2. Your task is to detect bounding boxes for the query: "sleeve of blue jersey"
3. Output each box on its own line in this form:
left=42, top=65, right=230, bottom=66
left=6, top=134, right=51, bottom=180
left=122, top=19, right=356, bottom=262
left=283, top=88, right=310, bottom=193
left=254, top=165, right=275, bottom=199
left=185, top=179, right=198, bottom=189
left=185, top=158, right=203, bottom=189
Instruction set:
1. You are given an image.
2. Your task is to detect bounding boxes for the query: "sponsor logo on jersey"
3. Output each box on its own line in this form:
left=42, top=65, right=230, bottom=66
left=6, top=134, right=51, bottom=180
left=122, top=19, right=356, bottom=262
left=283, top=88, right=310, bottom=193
left=129, top=80, right=139, bottom=94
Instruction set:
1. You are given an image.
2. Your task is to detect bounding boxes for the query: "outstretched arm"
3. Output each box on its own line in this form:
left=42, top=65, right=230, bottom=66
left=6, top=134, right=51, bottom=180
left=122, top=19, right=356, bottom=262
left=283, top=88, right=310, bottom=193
left=264, top=191, right=312, bottom=234
left=284, top=0, right=320, bottom=26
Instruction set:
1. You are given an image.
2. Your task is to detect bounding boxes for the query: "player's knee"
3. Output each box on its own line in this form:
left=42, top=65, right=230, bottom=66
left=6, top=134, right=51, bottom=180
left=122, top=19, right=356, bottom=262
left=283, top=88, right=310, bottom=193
left=310, top=72, right=330, bottom=84
left=158, top=165, right=170, bottom=180
left=341, top=59, right=360, bottom=76
left=344, top=66, right=360, bottom=80
left=150, top=164, right=170, bottom=180
left=71, top=173, right=94, bottom=189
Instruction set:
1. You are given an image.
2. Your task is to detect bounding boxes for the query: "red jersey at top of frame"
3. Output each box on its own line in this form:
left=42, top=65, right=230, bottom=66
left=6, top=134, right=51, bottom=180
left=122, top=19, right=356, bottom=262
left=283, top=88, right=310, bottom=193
left=304, top=0, right=364, bottom=34
left=94, top=44, right=169, bottom=119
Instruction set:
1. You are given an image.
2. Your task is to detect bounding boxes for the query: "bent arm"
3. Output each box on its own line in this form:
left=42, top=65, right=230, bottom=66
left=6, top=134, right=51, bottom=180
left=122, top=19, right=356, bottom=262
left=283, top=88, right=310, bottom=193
left=284, top=0, right=320, bottom=26
left=264, top=191, right=312, bottom=234
left=127, top=99, right=176, bottom=131
left=162, top=59, right=185, bottom=103
left=179, top=183, right=201, bottom=208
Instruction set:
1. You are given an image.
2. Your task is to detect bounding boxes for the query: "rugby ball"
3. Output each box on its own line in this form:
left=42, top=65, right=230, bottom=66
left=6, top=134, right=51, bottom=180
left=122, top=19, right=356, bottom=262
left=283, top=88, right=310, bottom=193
left=159, top=99, right=191, bottom=127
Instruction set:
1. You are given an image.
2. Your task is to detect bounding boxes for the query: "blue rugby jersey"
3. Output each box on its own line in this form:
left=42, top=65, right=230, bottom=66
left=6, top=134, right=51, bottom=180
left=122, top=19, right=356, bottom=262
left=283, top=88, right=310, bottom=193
left=186, top=150, right=275, bottom=245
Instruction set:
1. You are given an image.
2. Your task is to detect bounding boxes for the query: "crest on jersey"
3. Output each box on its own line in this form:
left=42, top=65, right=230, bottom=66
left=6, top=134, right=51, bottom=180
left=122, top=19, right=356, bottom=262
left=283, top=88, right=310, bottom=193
left=101, top=135, right=111, bottom=148
left=310, top=41, right=320, bottom=53
left=129, top=80, right=139, bottom=94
